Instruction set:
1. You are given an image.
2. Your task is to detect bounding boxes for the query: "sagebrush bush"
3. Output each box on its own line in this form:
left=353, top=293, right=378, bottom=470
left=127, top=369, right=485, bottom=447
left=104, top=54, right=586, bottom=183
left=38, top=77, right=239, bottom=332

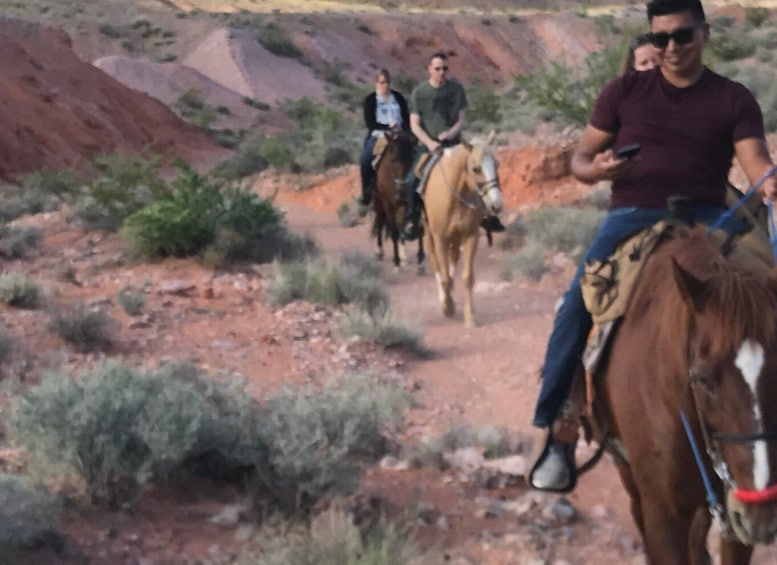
left=10, top=363, right=407, bottom=514
left=0, top=474, right=61, bottom=558
left=251, top=375, right=408, bottom=512
left=500, top=239, right=547, bottom=282
left=0, top=172, right=72, bottom=222
left=0, top=328, right=13, bottom=366
left=249, top=509, right=420, bottom=565
left=72, top=153, right=170, bottom=232
left=117, top=289, right=145, bottom=316
left=509, top=206, right=604, bottom=259
left=0, top=273, right=41, bottom=309
left=51, top=303, right=116, bottom=352
left=405, top=424, right=525, bottom=470
left=121, top=165, right=285, bottom=265
left=337, top=201, right=360, bottom=227
left=0, top=226, right=43, bottom=259
left=266, top=252, right=388, bottom=314
left=9, top=364, right=207, bottom=507
left=339, top=307, right=425, bottom=354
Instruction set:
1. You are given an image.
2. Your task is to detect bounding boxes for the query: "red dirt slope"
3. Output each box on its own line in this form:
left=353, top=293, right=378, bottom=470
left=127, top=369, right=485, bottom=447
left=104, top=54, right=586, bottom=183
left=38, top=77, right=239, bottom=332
left=0, top=18, right=222, bottom=180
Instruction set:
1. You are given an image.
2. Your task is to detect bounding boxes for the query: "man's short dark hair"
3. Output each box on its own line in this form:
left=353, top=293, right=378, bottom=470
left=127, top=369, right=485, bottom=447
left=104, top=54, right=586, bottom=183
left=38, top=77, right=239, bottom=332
left=429, top=52, right=448, bottom=64
left=647, top=0, right=706, bottom=23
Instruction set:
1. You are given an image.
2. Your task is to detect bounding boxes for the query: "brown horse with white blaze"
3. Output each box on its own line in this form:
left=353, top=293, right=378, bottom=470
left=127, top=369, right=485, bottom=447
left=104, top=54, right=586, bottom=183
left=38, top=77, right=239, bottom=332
left=422, top=139, right=503, bottom=327
left=592, top=225, right=777, bottom=564
left=372, top=130, right=425, bottom=273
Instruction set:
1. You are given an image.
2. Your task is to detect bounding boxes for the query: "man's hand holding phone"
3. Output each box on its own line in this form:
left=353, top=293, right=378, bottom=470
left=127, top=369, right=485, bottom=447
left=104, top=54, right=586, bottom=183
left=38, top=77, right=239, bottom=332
left=614, top=143, right=641, bottom=160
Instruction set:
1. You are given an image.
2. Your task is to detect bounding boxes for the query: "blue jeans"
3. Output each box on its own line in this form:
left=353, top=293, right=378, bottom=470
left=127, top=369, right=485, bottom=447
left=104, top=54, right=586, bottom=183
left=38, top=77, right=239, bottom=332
left=404, top=145, right=429, bottom=219
left=360, top=136, right=378, bottom=195
left=532, top=205, right=744, bottom=428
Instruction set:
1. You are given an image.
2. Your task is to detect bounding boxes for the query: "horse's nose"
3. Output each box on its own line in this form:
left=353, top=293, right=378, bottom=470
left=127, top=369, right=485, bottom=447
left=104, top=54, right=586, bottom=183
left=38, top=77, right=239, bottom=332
left=730, top=508, right=777, bottom=544
left=488, top=188, right=503, bottom=213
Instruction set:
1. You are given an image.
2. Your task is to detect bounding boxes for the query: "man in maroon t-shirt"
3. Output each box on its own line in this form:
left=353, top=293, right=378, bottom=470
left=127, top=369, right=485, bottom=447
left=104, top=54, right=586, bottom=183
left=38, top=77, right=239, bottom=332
left=528, top=0, right=777, bottom=493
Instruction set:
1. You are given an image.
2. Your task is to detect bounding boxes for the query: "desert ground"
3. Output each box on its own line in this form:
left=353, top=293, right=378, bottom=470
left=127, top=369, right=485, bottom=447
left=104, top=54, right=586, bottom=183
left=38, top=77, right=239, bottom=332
left=2, top=1, right=777, bottom=564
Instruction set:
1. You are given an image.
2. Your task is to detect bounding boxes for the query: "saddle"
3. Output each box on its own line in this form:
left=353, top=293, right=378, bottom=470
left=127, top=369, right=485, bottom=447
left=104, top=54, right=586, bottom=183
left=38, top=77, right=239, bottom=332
left=371, top=135, right=389, bottom=169
left=527, top=187, right=775, bottom=492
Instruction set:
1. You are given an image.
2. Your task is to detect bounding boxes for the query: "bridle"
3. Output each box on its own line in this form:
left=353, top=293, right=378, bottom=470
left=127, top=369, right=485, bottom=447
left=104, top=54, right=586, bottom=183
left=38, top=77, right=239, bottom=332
left=437, top=144, right=500, bottom=211
left=684, top=354, right=777, bottom=540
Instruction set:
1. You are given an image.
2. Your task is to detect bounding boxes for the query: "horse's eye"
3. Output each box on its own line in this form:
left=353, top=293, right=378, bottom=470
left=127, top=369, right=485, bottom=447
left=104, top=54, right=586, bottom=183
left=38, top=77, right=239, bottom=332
left=472, top=166, right=482, bottom=174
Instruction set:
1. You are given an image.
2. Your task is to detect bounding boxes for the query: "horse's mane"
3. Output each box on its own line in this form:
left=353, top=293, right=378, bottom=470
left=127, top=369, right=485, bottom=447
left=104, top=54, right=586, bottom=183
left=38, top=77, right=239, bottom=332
left=634, top=226, right=777, bottom=361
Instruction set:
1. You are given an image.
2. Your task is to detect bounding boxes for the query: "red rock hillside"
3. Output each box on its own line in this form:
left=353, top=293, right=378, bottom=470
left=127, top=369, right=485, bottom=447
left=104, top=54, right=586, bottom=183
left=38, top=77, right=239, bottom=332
left=0, top=18, right=222, bottom=180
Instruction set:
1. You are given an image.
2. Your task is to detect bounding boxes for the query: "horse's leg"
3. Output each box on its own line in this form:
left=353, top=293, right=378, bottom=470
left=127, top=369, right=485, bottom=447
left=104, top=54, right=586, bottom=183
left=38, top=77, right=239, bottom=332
left=687, top=507, right=712, bottom=565
left=719, top=539, right=753, bottom=565
left=391, top=228, right=401, bottom=271
left=614, top=463, right=646, bottom=537
left=460, top=233, right=479, bottom=327
left=639, top=501, right=697, bottom=565
left=430, top=233, right=454, bottom=317
left=417, top=233, right=426, bottom=276
left=374, top=209, right=384, bottom=261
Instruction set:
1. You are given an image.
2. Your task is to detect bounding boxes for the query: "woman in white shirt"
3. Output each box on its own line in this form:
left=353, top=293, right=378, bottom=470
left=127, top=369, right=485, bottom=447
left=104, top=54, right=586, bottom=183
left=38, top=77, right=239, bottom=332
left=357, top=69, right=410, bottom=206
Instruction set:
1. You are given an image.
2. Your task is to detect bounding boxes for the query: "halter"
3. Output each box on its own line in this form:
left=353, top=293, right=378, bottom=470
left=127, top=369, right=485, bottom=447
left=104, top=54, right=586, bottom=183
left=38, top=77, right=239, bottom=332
left=436, top=145, right=500, bottom=211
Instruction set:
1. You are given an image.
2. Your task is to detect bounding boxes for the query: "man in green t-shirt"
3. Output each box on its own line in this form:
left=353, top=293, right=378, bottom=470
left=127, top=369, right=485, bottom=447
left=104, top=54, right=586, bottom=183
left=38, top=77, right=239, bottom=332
left=403, top=52, right=504, bottom=241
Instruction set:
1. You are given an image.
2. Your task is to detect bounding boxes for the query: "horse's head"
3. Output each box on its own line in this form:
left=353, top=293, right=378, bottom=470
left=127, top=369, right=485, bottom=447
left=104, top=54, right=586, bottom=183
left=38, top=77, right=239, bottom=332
left=671, top=241, right=777, bottom=544
left=384, top=130, right=417, bottom=171
left=463, top=140, right=503, bottom=215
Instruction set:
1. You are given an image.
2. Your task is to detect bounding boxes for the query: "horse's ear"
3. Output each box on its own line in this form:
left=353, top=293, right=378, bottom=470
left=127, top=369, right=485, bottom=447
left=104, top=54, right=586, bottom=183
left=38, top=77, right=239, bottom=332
left=486, top=130, right=496, bottom=144
left=671, top=258, right=708, bottom=312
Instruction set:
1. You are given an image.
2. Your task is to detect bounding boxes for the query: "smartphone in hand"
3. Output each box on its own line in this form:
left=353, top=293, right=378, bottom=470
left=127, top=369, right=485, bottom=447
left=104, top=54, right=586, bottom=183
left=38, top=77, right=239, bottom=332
left=614, top=143, right=641, bottom=160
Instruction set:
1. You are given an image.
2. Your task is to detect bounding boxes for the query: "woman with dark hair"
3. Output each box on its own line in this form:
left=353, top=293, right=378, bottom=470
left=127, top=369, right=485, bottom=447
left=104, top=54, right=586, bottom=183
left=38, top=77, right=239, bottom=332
left=620, top=33, right=659, bottom=75
left=356, top=69, right=410, bottom=207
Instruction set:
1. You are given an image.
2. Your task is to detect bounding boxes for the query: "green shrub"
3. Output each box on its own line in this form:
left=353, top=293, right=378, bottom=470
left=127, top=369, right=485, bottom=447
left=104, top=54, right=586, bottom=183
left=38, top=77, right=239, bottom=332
left=0, top=474, right=61, bottom=558
left=215, top=134, right=270, bottom=178
left=0, top=226, right=43, bottom=259
left=117, top=289, right=145, bottom=316
left=266, top=252, right=388, bottom=314
left=0, top=328, right=13, bottom=366
left=0, top=273, right=41, bottom=309
left=467, top=83, right=502, bottom=124
left=724, top=66, right=777, bottom=132
left=708, top=27, right=756, bottom=62
left=500, top=239, right=547, bottom=282
left=516, top=38, right=627, bottom=126
left=257, top=22, right=303, bottom=59
left=121, top=166, right=286, bottom=265
left=0, top=170, right=77, bottom=222
left=73, top=153, right=170, bottom=232
left=51, top=303, right=116, bottom=352
left=745, top=7, right=770, bottom=28
left=98, top=23, right=122, bottom=38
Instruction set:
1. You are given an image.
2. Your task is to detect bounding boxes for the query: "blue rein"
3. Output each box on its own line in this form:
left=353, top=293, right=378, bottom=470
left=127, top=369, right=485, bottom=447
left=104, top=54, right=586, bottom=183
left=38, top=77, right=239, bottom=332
left=681, top=410, right=721, bottom=512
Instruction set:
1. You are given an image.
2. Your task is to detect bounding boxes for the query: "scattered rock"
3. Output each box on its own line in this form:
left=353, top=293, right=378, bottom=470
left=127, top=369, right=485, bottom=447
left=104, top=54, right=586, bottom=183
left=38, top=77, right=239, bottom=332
left=209, top=504, right=244, bottom=527
left=159, top=280, right=197, bottom=296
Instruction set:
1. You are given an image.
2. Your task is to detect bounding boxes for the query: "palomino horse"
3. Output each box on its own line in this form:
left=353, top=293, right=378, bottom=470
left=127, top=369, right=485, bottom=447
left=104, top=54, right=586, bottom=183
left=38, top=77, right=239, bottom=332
left=592, top=225, right=777, bottom=564
left=422, top=138, right=503, bottom=326
left=372, top=130, right=425, bottom=273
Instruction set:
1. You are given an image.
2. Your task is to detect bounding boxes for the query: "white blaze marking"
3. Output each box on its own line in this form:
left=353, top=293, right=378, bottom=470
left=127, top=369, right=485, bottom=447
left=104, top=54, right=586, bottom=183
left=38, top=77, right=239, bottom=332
left=735, top=340, right=770, bottom=491
left=434, top=272, right=445, bottom=303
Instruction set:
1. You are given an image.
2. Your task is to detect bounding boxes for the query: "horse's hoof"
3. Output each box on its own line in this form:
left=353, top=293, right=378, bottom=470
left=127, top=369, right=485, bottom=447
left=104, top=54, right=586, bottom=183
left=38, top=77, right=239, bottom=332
left=375, top=250, right=384, bottom=260
left=417, top=264, right=426, bottom=276
left=443, top=301, right=455, bottom=318
left=464, top=318, right=478, bottom=328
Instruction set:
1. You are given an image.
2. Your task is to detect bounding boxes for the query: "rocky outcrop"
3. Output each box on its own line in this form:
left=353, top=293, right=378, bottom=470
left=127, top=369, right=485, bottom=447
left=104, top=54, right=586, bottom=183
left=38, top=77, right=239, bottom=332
left=0, top=18, right=221, bottom=180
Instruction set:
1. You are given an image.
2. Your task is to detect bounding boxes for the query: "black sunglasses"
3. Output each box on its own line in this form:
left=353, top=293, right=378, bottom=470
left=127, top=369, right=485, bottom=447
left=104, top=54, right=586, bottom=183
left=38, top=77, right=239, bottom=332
left=432, top=66, right=449, bottom=72
left=649, top=26, right=698, bottom=49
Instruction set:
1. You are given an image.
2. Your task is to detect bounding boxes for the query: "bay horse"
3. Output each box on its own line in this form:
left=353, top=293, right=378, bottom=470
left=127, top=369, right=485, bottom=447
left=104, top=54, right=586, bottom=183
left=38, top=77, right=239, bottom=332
left=372, top=130, right=425, bottom=273
left=422, top=138, right=503, bottom=327
left=591, top=225, right=777, bottom=564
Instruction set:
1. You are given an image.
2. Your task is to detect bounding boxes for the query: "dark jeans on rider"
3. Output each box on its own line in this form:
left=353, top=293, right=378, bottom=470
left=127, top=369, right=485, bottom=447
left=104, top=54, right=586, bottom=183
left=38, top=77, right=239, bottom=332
left=531, top=205, right=745, bottom=429
left=404, top=145, right=429, bottom=219
left=360, top=136, right=379, bottom=196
